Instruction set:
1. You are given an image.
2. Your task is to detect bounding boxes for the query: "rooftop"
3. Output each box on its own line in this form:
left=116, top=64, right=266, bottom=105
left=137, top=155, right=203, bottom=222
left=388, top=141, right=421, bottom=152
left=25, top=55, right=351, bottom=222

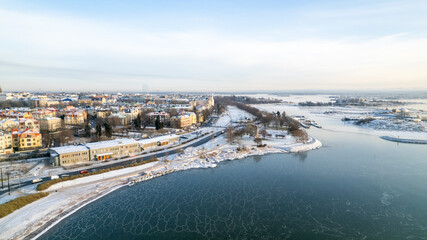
left=85, top=139, right=138, bottom=149
left=137, top=134, right=179, bottom=145
left=50, top=145, right=89, bottom=154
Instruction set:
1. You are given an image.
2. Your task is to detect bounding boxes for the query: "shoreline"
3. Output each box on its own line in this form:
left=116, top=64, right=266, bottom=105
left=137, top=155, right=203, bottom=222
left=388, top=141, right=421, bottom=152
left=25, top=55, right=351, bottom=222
left=27, top=183, right=126, bottom=240
left=2, top=137, right=322, bottom=240
left=380, top=136, right=427, bottom=144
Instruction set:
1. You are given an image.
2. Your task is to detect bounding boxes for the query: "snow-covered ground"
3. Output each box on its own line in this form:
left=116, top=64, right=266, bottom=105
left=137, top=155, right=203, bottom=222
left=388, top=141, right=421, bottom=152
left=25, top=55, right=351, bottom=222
left=235, top=93, right=333, bottom=104
left=212, top=105, right=255, bottom=127
left=0, top=161, right=160, bottom=240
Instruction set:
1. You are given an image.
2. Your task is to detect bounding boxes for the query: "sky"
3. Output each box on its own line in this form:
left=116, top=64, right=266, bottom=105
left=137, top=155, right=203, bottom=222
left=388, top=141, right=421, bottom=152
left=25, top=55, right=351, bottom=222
left=0, top=0, right=427, bottom=92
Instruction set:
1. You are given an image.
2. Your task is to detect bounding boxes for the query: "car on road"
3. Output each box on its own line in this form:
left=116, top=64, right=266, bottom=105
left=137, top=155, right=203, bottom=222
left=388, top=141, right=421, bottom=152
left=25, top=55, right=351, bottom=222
left=80, top=170, right=88, bottom=174
left=32, top=178, right=43, bottom=184
left=50, top=175, right=59, bottom=180
left=61, top=174, right=70, bottom=178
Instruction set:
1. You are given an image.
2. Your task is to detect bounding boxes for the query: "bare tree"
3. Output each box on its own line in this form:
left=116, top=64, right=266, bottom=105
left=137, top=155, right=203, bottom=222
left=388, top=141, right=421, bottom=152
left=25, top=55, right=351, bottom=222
left=254, top=137, right=262, bottom=147
left=108, top=116, right=121, bottom=128
left=60, top=129, right=74, bottom=146
left=260, top=129, right=267, bottom=139
left=245, top=124, right=256, bottom=137
left=292, top=129, right=309, bottom=142
left=261, top=113, right=274, bottom=128
left=225, top=126, right=236, bottom=143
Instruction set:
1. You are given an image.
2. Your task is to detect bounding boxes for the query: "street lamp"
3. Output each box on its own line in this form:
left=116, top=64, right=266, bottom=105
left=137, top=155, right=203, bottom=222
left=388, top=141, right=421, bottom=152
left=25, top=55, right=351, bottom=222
left=0, top=168, right=3, bottom=189
left=7, top=172, right=10, bottom=195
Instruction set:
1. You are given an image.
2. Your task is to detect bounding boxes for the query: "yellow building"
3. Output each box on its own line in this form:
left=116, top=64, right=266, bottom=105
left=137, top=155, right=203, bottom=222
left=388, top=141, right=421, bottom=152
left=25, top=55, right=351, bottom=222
left=12, top=128, right=42, bottom=151
left=96, top=110, right=111, bottom=119
left=187, top=112, right=197, bottom=124
left=50, top=145, right=90, bottom=166
left=0, top=111, right=33, bottom=119
left=85, top=139, right=140, bottom=161
left=197, top=113, right=204, bottom=123
left=48, top=135, right=180, bottom=166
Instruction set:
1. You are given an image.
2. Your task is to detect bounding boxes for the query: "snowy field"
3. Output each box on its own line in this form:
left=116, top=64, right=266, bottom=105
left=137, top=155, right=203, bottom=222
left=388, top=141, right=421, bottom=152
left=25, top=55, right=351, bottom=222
left=212, top=105, right=255, bottom=127
left=240, top=93, right=333, bottom=104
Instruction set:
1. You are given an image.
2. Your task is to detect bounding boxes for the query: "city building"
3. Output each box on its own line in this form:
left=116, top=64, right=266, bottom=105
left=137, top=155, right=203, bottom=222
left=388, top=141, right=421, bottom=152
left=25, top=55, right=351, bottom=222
left=50, top=145, right=90, bottom=166
left=96, top=109, right=112, bottom=119
left=64, top=110, right=86, bottom=125
left=48, top=135, right=180, bottom=166
left=12, top=128, right=42, bottom=151
left=18, top=118, right=40, bottom=130
left=39, top=117, right=62, bottom=132
left=170, top=112, right=197, bottom=128
left=32, top=109, right=55, bottom=119
left=0, top=132, right=13, bottom=155
left=0, top=119, right=19, bottom=131
left=85, top=139, right=140, bottom=161
left=137, top=134, right=180, bottom=151
left=147, top=111, right=170, bottom=124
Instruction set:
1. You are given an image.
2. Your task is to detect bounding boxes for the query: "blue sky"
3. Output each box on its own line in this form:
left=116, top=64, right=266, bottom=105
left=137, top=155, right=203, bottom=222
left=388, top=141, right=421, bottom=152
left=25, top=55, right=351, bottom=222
left=0, top=0, right=426, bottom=92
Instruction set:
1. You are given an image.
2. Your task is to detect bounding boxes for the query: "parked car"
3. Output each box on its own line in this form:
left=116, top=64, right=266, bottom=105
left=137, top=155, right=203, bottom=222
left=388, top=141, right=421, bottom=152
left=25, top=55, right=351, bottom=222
left=50, top=175, right=59, bottom=180
left=80, top=170, right=88, bottom=174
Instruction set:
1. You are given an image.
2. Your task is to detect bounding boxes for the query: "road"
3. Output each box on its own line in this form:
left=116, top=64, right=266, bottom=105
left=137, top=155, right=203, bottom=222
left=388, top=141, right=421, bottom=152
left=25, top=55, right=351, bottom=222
left=0, top=129, right=224, bottom=196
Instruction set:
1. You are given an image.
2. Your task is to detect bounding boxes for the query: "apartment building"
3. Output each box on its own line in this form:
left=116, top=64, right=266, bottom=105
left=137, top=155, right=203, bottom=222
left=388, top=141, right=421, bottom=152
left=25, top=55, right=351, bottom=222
left=0, top=119, right=19, bottom=131
left=18, top=118, right=40, bottom=130
left=12, top=128, right=42, bottom=151
left=0, top=132, right=13, bottom=155
left=39, top=117, right=62, bottom=132
left=64, top=110, right=86, bottom=125
left=32, top=109, right=55, bottom=119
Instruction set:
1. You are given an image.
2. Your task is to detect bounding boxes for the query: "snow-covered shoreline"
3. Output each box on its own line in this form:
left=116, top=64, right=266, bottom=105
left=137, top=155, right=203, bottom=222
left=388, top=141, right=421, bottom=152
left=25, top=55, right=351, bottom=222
left=0, top=134, right=321, bottom=240
left=29, top=183, right=126, bottom=240
left=380, top=136, right=427, bottom=144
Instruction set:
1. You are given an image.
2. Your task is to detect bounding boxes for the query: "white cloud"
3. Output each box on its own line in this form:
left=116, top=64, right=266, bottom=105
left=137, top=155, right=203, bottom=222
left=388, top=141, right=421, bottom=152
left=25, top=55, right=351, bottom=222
left=0, top=8, right=426, bottom=91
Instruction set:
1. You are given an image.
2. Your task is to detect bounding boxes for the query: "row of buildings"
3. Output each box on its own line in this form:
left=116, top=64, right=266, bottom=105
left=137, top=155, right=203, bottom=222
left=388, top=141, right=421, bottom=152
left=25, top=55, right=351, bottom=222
left=0, top=92, right=214, bottom=108
left=0, top=92, right=215, bottom=156
left=147, top=111, right=202, bottom=128
left=0, top=128, right=42, bottom=154
left=49, top=135, right=180, bottom=166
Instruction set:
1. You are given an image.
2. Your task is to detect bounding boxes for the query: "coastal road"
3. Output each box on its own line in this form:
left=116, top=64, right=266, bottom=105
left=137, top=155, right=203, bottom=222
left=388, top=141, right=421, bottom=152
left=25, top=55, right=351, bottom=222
left=0, top=129, right=224, bottom=196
